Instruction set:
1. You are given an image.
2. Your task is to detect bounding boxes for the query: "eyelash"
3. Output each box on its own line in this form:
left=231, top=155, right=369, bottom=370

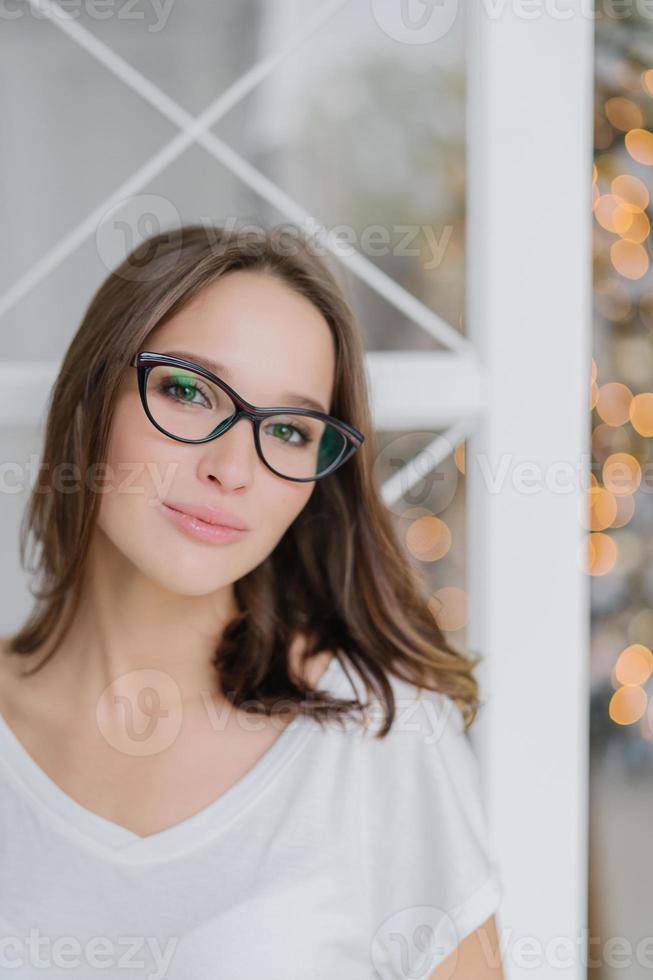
left=157, top=379, right=314, bottom=445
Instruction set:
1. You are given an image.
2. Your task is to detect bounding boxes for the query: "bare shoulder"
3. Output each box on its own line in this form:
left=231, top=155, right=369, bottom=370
left=428, top=914, right=504, bottom=980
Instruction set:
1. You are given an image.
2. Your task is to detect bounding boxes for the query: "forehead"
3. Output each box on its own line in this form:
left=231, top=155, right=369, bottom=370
left=151, top=271, right=336, bottom=394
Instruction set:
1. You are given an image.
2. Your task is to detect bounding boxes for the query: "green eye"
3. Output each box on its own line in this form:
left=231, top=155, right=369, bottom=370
left=266, top=422, right=310, bottom=445
left=159, top=373, right=211, bottom=407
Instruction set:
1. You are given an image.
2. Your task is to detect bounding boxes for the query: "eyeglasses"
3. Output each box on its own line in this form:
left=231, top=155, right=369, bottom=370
left=130, top=351, right=365, bottom=483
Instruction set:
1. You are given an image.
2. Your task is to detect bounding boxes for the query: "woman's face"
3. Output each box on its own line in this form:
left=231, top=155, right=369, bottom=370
left=96, top=269, right=336, bottom=596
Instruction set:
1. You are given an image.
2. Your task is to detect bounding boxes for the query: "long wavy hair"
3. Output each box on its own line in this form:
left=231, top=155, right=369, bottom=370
left=5, top=222, right=484, bottom=737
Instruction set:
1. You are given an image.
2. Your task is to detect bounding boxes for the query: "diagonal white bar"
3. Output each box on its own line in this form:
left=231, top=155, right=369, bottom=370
left=0, top=0, right=351, bottom=319
left=2, top=0, right=471, bottom=355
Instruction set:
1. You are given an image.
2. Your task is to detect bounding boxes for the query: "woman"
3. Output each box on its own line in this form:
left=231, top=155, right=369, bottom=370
left=0, top=223, right=504, bottom=979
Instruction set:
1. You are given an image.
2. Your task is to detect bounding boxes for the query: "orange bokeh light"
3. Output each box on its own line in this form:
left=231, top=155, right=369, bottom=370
left=590, top=379, right=599, bottom=411
left=584, top=486, right=618, bottom=531
left=610, top=239, right=649, bottom=279
left=606, top=98, right=644, bottom=131
left=406, top=516, right=452, bottom=562
left=630, top=392, right=653, bottom=436
left=620, top=210, right=650, bottom=244
left=625, top=128, right=653, bottom=165
left=427, top=587, right=469, bottom=632
left=581, top=532, right=618, bottom=575
left=609, top=685, right=648, bottom=724
left=596, top=382, right=633, bottom=426
left=611, top=173, right=650, bottom=211
left=614, top=644, right=653, bottom=686
left=642, top=68, right=653, bottom=96
left=602, top=453, right=642, bottom=496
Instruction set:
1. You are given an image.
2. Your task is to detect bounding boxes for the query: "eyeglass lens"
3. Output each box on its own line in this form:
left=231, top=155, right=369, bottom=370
left=144, top=365, right=348, bottom=479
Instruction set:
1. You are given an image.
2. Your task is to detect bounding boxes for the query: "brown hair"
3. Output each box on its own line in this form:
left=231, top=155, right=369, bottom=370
left=6, top=223, right=484, bottom=737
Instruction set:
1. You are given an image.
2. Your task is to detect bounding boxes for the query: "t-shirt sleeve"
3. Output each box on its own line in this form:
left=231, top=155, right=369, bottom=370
left=356, top=680, right=504, bottom=980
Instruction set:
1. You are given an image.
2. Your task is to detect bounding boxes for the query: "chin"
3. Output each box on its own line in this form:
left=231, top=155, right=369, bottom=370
left=137, top=545, right=238, bottom=597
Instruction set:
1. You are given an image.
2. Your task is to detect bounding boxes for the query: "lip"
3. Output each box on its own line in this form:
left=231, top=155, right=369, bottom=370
left=163, top=500, right=249, bottom=530
left=160, top=501, right=250, bottom=545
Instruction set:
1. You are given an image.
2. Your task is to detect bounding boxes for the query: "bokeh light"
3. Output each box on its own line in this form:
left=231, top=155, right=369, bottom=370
left=610, top=492, right=635, bottom=528
left=614, top=644, right=653, bottom=686
left=405, top=515, right=452, bottom=562
left=584, top=486, right=618, bottom=531
left=596, top=382, right=633, bottom=426
left=625, top=128, right=653, bottom=165
left=641, top=68, right=653, bottom=96
left=611, top=173, right=650, bottom=211
left=602, top=452, right=642, bottom=496
left=610, top=239, right=649, bottom=279
left=581, top=531, right=618, bottom=576
left=590, top=379, right=600, bottom=410
left=609, top=684, right=648, bottom=724
left=629, top=392, right=653, bottom=436
left=606, top=97, right=644, bottom=131
left=427, top=586, right=469, bottom=632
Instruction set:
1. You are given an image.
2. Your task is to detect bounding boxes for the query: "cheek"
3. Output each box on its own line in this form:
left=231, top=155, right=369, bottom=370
left=253, top=478, right=314, bottom=548
left=100, top=398, right=177, bottom=512
left=94, top=402, right=188, bottom=585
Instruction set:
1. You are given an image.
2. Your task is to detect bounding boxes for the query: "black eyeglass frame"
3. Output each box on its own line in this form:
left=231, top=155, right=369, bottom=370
left=130, top=351, right=365, bottom=483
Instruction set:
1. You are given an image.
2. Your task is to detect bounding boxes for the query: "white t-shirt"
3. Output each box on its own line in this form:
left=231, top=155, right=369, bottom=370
left=0, top=654, right=503, bottom=980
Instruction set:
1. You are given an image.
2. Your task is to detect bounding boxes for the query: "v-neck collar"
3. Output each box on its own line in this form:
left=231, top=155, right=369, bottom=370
left=0, top=654, right=352, bottom=865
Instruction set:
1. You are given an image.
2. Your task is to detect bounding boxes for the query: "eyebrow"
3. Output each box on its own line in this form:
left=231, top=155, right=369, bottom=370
left=163, top=349, right=329, bottom=414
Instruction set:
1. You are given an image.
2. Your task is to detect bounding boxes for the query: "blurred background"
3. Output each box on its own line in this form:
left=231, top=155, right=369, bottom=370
left=3, top=0, right=645, bottom=977
left=590, top=5, right=653, bottom=972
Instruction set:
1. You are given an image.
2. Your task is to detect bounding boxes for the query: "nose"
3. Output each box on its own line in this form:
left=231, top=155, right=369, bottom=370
left=197, top=415, right=258, bottom=489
